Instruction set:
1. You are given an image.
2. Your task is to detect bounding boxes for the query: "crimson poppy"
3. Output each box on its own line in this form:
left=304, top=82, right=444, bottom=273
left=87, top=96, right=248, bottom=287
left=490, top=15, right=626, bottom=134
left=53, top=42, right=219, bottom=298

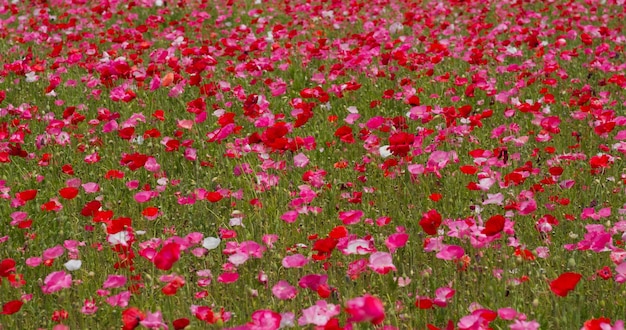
left=59, top=187, right=79, bottom=200
left=549, top=272, right=582, bottom=297
left=16, top=189, right=37, bottom=202
left=419, top=209, right=442, bottom=235
left=1, top=300, right=23, bottom=315
left=173, top=318, right=190, bottom=330
left=153, top=243, right=181, bottom=271
left=0, top=259, right=16, bottom=277
left=482, top=215, right=505, bottom=236
left=122, top=307, right=145, bottom=330
left=388, top=132, right=415, bottom=157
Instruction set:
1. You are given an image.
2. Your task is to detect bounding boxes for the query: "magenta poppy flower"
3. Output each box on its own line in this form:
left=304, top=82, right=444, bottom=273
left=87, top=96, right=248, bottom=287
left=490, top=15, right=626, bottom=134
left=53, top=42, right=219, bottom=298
left=41, top=271, right=72, bottom=294
left=345, top=295, right=385, bottom=325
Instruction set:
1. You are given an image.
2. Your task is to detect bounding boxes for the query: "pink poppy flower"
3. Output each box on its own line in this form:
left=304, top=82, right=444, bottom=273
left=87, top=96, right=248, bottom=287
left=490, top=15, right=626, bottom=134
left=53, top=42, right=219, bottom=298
left=282, top=254, right=308, bottom=268
left=140, top=311, right=168, bottom=329
left=298, top=274, right=328, bottom=291
left=339, top=210, right=364, bottom=225
left=368, top=252, right=396, bottom=274
left=272, top=280, right=297, bottom=300
left=106, top=291, right=131, bottom=307
left=436, top=245, right=465, bottom=261
left=248, top=309, right=282, bottom=330
left=81, top=298, right=98, bottom=315
left=298, top=300, right=341, bottom=326
left=41, top=271, right=72, bottom=294
left=218, top=272, right=239, bottom=284
left=103, top=275, right=127, bottom=289
left=385, top=233, right=408, bottom=253
left=42, top=245, right=65, bottom=260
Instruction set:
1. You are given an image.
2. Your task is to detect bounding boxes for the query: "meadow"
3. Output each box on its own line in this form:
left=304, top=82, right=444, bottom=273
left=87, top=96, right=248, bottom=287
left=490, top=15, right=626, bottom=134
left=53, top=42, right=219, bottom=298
left=1, top=0, right=626, bottom=329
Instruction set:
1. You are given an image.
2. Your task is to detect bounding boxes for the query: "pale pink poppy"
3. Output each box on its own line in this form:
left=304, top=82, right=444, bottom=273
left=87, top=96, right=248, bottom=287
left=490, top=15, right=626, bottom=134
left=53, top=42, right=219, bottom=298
left=25, top=257, right=42, bottom=267
left=368, top=252, right=396, bottom=274
left=497, top=307, right=517, bottom=320
left=433, top=287, right=456, bottom=307
left=293, top=153, right=309, bottom=168
left=282, top=254, right=308, bottom=268
left=262, top=234, right=279, bottom=248
left=272, top=280, right=297, bottom=300
left=140, top=311, right=168, bottom=329
left=42, top=245, right=65, bottom=260
left=298, top=300, right=341, bottom=326
left=509, top=320, right=540, bottom=330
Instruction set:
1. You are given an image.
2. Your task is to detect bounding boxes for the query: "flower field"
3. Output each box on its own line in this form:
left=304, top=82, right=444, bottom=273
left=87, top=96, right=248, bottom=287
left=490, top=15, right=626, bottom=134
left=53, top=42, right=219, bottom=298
left=1, top=0, right=626, bottom=329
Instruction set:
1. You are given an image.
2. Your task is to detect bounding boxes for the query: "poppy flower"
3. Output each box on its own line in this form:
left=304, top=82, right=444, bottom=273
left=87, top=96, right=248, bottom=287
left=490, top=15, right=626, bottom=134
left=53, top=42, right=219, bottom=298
left=173, top=318, right=190, bottom=330
left=153, top=243, right=181, bottom=271
left=345, top=295, right=385, bottom=325
left=122, top=307, right=145, bottom=330
left=59, top=187, right=79, bottom=200
left=415, top=297, right=433, bottom=309
left=206, top=191, right=223, bottom=203
left=419, top=209, right=442, bottom=235
left=388, top=132, right=415, bottom=157
left=1, top=300, right=23, bottom=315
left=549, top=272, right=582, bottom=297
left=0, top=258, right=16, bottom=277
left=334, top=125, right=355, bottom=144
left=482, top=215, right=505, bottom=236
left=16, top=189, right=37, bottom=202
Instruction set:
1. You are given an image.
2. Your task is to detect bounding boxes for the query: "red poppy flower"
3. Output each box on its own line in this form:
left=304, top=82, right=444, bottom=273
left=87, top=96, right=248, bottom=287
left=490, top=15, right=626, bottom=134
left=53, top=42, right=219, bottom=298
left=388, top=132, right=415, bottom=157
left=152, top=110, right=165, bottom=121
left=329, top=226, right=348, bottom=239
left=419, top=209, right=442, bottom=235
left=429, top=193, right=442, bottom=202
left=173, top=318, right=190, bottom=330
left=59, top=187, right=79, bottom=200
left=16, top=189, right=37, bottom=202
left=590, top=154, right=611, bottom=169
left=334, top=125, right=355, bottom=144
left=105, top=169, right=125, bottom=179
left=142, top=207, right=160, bottom=219
left=583, top=317, right=612, bottom=330
left=61, top=164, right=74, bottom=175
left=313, top=237, right=338, bottom=254
left=122, top=307, right=145, bottom=330
left=206, top=192, right=223, bottom=203
left=1, top=300, right=23, bottom=315
left=549, top=272, right=582, bottom=297
left=596, top=266, right=612, bottom=280
left=415, top=298, right=433, bottom=309
left=162, top=276, right=185, bottom=296
left=0, top=258, right=16, bottom=277
left=317, top=284, right=332, bottom=298
left=118, top=127, right=135, bottom=140
left=482, top=215, right=505, bottom=236
left=106, top=217, right=132, bottom=234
